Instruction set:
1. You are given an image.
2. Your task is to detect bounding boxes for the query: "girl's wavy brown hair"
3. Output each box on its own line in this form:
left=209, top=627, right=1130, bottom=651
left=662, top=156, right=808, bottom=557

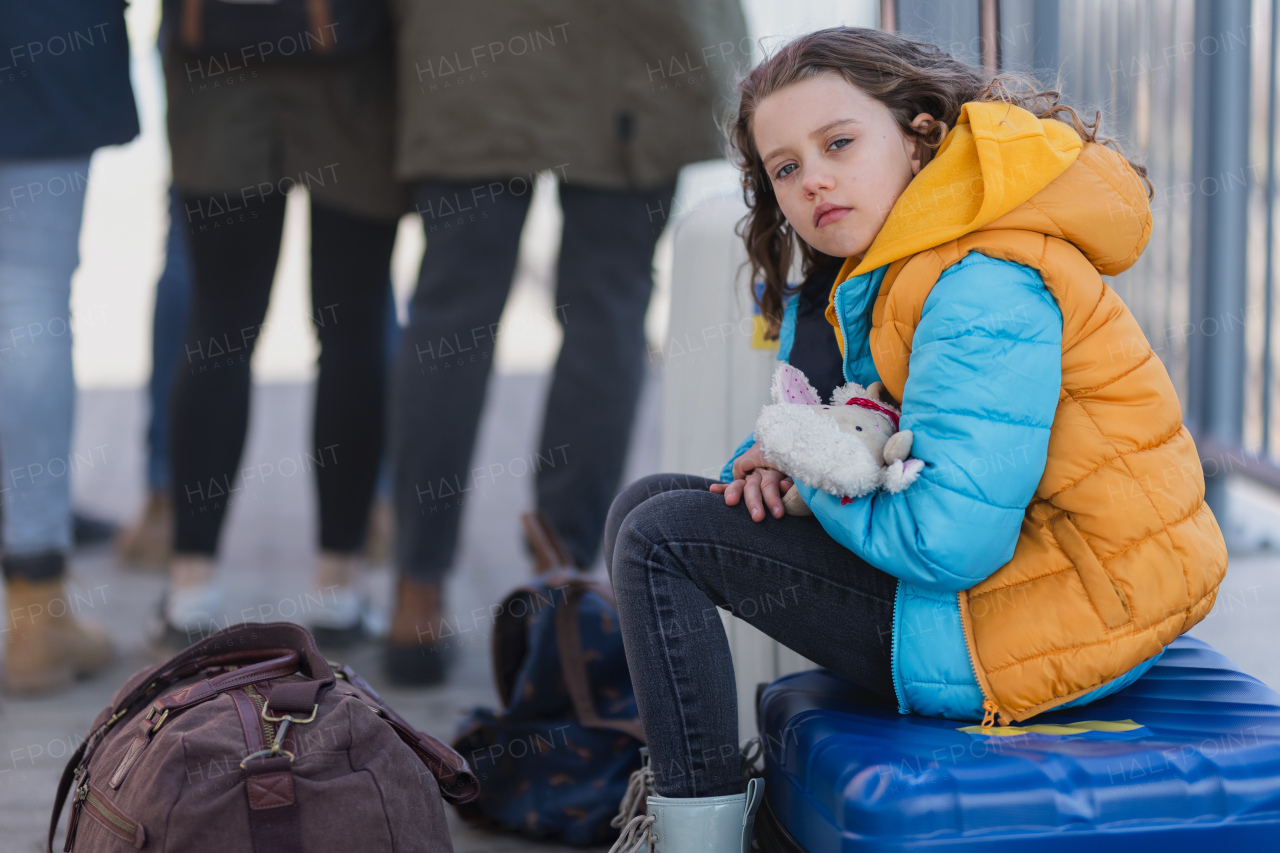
left=729, top=26, right=1150, bottom=338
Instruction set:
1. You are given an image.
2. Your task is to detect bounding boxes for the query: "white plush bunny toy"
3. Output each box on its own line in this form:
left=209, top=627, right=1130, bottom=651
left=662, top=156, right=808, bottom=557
left=753, top=364, right=925, bottom=516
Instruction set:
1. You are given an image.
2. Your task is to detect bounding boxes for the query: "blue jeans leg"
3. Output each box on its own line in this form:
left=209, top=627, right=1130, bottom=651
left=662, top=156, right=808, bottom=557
left=0, top=158, right=91, bottom=568
left=146, top=185, right=193, bottom=494
left=606, top=473, right=898, bottom=798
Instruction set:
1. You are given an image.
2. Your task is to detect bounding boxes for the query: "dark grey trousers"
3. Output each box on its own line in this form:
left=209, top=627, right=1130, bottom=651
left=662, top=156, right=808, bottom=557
left=605, top=473, right=898, bottom=798
left=391, top=178, right=676, bottom=580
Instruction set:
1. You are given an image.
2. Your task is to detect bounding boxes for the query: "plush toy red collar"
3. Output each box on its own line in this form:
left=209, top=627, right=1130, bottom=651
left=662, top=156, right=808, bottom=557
left=845, top=396, right=900, bottom=430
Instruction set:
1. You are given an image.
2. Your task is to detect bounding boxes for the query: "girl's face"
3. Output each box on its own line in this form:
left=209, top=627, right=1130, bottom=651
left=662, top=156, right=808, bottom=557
left=752, top=73, right=933, bottom=259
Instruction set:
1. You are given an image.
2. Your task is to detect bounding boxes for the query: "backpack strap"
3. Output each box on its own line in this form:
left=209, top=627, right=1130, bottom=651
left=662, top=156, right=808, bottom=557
left=521, top=511, right=577, bottom=573
left=490, top=570, right=583, bottom=707
left=553, top=582, right=646, bottom=743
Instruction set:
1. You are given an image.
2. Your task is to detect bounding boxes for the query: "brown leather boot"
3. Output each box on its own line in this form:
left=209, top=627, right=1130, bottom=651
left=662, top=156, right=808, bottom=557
left=116, top=491, right=173, bottom=569
left=4, top=576, right=114, bottom=695
left=384, top=576, right=451, bottom=686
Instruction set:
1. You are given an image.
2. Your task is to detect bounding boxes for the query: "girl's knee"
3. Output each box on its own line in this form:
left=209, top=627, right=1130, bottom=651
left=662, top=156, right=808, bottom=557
left=607, top=474, right=699, bottom=549
left=618, top=472, right=713, bottom=515
left=609, top=474, right=663, bottom=520
left=613, top=489, right=713, bottom=570
left=608, top=476, right=720, bottom=584
left=614, top=472, right=688, bottom=508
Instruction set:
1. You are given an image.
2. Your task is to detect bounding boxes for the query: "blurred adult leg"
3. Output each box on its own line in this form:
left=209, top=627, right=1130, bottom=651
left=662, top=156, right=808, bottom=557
left=363, top=274, right=401, bottom=566
left=118, top=185, right=193, bottom=566
left=535, top=181, right=676, bottom=568
left=149, top=186, right=194, bottom=495
left=306, top=199, right=396, bottom=642
left=386, top=178, right=532, bottom=682
left=165, top=191, right=286, bottom=638
left=0, top=157, right=112, bottom=693
left=391, top=180, right=533, bottom=579
left=310, top=200, right=397, bottom=553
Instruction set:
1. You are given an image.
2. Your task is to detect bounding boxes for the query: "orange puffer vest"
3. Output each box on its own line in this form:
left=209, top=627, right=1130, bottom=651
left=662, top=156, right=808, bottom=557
left=837, top=104, right=1228, bottom=723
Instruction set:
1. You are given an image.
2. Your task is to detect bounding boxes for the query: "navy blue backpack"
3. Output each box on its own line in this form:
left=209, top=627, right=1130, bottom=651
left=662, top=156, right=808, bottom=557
left=451, top=515, right=645, bottom=846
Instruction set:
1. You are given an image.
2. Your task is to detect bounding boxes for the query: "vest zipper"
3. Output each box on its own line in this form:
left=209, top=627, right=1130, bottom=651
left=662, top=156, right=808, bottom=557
left=835, top=277, right=857, bottom=380
left=889, top=580, right=909, bottom=714
left=957, top=590, right=1006, bottom=728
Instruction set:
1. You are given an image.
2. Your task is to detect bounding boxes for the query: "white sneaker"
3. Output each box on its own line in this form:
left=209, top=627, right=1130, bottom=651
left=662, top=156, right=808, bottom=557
left=305, top=584, right=366, bottom=649
left=154, top=581, right=225, bottom=654
left=307, top=585, right=363, bottom=629
left=165, top=581, right=224, bottom=630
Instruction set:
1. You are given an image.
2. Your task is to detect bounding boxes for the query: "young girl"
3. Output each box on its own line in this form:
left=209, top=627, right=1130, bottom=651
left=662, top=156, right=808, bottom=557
left=605, top=26, right=1227, bottom=853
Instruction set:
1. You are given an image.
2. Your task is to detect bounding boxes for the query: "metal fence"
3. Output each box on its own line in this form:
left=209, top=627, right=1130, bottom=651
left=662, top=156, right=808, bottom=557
left=888, top=0, right=1280, bottom=510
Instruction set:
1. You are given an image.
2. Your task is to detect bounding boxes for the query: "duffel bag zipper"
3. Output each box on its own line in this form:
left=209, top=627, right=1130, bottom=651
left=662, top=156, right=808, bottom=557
left=65, top=779, right=145, bottom=850
left=243, top=683, right=278, bottom=745
left=108, top=733, right=149, bottom=789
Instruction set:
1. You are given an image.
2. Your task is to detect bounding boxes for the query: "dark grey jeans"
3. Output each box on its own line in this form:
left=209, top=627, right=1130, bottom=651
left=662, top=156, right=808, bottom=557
left=605, top=473, right=899, bottom=798
left=391, top=178, right=675, bottom=580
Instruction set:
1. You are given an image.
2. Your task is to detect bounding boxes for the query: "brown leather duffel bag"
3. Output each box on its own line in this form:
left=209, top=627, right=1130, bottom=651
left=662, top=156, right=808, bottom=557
left=48, top=621, right=478, bottom=852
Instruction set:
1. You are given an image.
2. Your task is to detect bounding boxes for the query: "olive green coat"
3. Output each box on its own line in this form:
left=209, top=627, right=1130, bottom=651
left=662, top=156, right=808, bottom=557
left=391, top=0, right=749, bottom=189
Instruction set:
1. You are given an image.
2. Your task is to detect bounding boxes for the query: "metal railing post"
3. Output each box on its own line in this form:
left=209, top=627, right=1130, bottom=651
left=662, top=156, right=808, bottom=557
left=1187, top=0, right=1251, bottom=513
left=880, top=0, right=897, bottom=32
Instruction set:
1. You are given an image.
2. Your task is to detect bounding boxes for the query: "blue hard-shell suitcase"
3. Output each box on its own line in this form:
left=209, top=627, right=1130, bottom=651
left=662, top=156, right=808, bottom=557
left=756, top=636, right=1280, bottom=851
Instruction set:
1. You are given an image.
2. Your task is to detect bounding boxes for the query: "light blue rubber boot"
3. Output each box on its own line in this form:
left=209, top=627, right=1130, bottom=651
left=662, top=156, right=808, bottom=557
left=610, top=749, right=765, bottom=853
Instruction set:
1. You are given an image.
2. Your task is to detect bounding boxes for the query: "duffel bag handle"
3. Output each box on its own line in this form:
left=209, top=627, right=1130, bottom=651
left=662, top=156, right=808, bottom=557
left=154, top=621, right=334, bottom=717
left=333, top=663, right=481, bottom=804
left=158, top=621, right=334, bottom=687
left=148, top=649, right=300, bottom=718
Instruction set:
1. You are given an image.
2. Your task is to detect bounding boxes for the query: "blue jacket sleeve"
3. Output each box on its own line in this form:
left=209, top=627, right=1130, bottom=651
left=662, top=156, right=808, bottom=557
left=720, top=294, right=800, bottom=483
left=794, top=255, right=1063, bottom=592
left=720, top=434, right=756, bottom=483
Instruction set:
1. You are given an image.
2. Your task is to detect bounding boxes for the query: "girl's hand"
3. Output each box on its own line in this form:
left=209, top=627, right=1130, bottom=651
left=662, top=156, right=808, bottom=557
left=710, top=468, right=794, bottom=521
left=729, top=445, right=771, bottom=480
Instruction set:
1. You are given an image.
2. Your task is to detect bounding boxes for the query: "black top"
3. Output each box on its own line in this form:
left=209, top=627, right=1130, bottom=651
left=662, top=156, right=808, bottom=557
left=785, top=261, right=847, bottom=401
left=0, top=1, right=139, bottom=158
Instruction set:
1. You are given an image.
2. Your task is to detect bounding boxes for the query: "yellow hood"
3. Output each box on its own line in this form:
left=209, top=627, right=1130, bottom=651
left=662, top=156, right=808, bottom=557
left=830, top=101, right=1152, bottom=305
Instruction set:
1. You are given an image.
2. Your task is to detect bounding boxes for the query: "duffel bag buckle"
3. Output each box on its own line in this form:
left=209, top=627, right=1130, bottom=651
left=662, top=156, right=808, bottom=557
left=241, top=702, right=318, bottom=766
left=144, top=706, right=169, bottom=735
left=239, top=714, right=301, bottom=768
left=261, top=703, right=318, bottom=725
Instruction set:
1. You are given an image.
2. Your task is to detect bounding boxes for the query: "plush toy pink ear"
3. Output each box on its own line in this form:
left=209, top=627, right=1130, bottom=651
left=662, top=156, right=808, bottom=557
left=770, top=363, right=822, bottom=405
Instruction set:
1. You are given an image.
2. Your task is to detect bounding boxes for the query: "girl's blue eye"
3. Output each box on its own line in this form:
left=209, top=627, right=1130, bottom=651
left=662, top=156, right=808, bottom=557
left=774, top=163, right=797, bottom=180
left=829, top=137, right=852, bottom=151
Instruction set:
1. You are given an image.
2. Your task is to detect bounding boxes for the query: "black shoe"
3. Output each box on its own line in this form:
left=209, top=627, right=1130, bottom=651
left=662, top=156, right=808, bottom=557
left=310, top=620, right=366, bottom=652
left=149, top=616, right=224, bottom=661
left=383, top=640, right=455, bottom=687
left=74, top=511, right=118, bottom=550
